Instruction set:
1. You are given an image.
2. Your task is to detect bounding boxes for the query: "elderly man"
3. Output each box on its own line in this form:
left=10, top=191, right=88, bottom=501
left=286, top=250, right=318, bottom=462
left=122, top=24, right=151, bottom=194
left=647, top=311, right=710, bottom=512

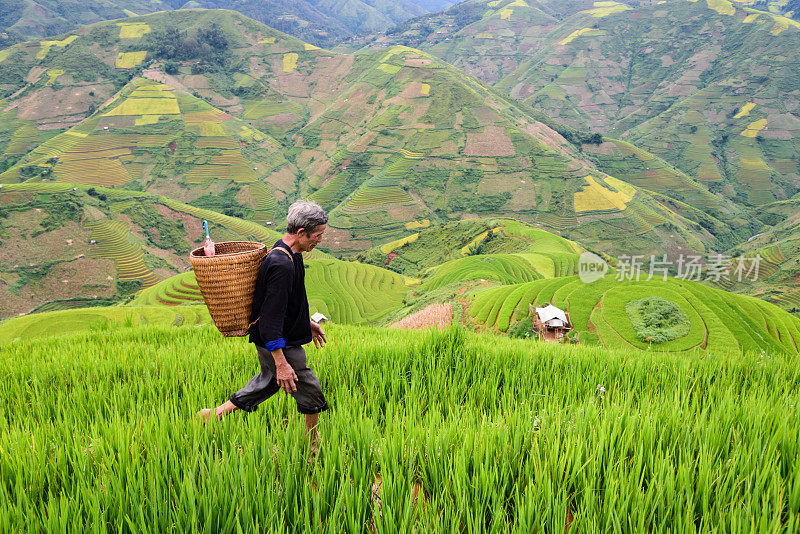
left=198, top=201, right=329, bottom=451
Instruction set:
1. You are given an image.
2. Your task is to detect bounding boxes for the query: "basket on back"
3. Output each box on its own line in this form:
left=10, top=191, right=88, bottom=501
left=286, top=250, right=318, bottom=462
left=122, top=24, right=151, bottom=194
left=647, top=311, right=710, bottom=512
left=189, top=241, right=268, bottom=337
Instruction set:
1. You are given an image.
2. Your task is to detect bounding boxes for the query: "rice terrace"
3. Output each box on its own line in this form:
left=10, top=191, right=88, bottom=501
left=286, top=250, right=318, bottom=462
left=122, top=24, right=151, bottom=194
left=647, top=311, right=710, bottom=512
left=2, top=0, right=800, bottom=531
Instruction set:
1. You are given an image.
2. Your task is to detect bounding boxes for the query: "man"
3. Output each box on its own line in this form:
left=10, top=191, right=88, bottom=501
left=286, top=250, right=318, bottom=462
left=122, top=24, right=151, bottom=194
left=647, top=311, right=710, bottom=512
left=198, top=201, right=329, bottom=452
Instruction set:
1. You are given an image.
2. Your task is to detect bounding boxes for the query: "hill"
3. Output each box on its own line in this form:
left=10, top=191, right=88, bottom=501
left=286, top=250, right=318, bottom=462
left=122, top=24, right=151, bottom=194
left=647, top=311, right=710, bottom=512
left=0, top=0, right=448, bottom=49
left=1, top=323, right=798, bottom=530
left=366, top=0, right=800, bottom=212
left=467, top=273, right=800, bottom=355
left=0, top=9, right=737, bottom=259
left=722, top=198, right=800, bottom=311
left=0, top=182, right=313, bottom=318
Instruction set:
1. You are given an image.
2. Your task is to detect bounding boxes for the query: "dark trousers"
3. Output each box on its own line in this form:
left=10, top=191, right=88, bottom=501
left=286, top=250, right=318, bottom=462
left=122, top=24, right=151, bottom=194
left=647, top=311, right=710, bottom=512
left=229, top=345, right=328, bottom=415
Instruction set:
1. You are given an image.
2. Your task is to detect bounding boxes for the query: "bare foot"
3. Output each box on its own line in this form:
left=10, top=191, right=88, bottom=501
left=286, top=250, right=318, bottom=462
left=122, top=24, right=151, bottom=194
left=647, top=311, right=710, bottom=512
left=197, top=400, right=238, bottom=423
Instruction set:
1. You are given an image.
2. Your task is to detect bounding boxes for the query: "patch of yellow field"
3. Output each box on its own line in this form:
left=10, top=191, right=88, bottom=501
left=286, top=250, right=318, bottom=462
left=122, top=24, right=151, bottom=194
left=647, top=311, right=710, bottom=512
left=742, top=13, right=759, bottom=22
left=769, top=14, right=800, bottom=34
left=399, top=148, right=424, bottom=159
left=707, top=0, right=735, bottom=15
left=45, top=69, right=64, bottom=86
left=580, top=2, right=632, bottom=17
left=239, top=125, right=267, bottom=142
left=380, top=233, right=419, bottom=254
left=42, top=35, right=77, bottom=47
left=378, top=63, right=401, bottom=74
left=476, top=32, right=493, bottom=38
left=500, top=8, right=513, bottom=18
left=405, top=219, right=431, bottom=230
left=304, top=43, right=320, bottom=51
left=0, top=49, right=10, bottom=63
left=401, top=276, right=421, bottom=286
left=461, top=229, right=498, bottom=255
left=105, top=95, right=180, bottom=116
left=65, top=130, right=89, bottom=138
left=740, top=118, right=768, bottom=137
left=573, top=175, right=634, bottom=212
left=117, top=22, right=151, bottom=39
left=507, top=0, right=529, bottom=6
left=740, top=155, right=770, bottom=171
left=559, top=27, right=596, bottom=45
left=123, top=9, right=138, bottom=17
left=734, top=102, right=756, bottom=118
left=420, top=83, right=430, bottom=96
left=37, top=35, right=78, bottom=59
left=115, top=51, right=147, bottom=68
left=135, top=115, right=161, bottom=126
left=259, top=37, right=276, bottom=44
left=283, top=53, right=298, bottom=72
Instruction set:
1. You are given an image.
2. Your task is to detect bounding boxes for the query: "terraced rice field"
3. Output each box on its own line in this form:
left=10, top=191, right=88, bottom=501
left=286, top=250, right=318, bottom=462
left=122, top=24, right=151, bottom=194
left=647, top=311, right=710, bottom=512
left=304, top=258, right=408, bottom=323
left=421, top=254, right=543, bottom=290
left=115, top=51, right=147, bottom=68
left=342, top=155, right=417, bottom=212
left=247, top=181, right=277, bottom=224
left=0, top=305, right=209, bottom=343
left=283, top=53, right=298, bottom=73
left=130, top=272, right=203, bottom=306
left=156, top=198, right=280, bottom=244
left=117, top=22, right=150, bottom=39
left=85, top=219, right=159, bottom=289
left=132, top=256, right=407, bottom=325
left=469, top=275, right=800, bottom=355
left=573, top=175, right=634, bottom=213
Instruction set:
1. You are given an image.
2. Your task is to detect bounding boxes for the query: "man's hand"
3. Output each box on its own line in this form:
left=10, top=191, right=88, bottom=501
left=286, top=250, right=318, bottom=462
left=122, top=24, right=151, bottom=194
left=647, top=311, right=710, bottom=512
left=271, top=348, right=297, bottom=393
left=276, top=362, right=298, bottom=393
left=311, top=321, right=327, bottom=349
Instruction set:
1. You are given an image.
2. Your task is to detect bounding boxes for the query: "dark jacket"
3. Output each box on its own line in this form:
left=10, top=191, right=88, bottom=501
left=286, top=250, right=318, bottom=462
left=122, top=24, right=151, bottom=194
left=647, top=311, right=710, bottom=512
left=248, top=239, right=312, bottom=349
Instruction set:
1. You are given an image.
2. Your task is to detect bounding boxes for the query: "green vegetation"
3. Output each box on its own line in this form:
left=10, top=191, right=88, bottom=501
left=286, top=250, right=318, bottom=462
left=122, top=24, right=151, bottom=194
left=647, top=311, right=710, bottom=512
left=625, top=296, right=690, bottom=344
left=469, top=274, right=800, bottom=355
left=1, top=324, right=799, bottom=530
left=0, top=304, right=209, bottom=344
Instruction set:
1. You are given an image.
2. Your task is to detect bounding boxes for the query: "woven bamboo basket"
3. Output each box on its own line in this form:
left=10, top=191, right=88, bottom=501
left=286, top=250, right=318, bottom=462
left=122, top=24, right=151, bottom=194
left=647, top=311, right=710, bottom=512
left=189, top=241, right=268, bottom=337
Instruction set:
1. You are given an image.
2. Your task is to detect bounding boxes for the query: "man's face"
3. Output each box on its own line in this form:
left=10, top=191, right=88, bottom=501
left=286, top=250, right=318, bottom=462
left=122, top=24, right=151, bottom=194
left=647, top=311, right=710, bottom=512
left=298, top=224, right=326, bottom=252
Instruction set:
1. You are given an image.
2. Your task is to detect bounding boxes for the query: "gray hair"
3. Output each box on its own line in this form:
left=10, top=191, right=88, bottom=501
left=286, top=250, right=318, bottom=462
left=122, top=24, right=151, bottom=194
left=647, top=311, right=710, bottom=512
left=286, top=200, right=328, bottom=234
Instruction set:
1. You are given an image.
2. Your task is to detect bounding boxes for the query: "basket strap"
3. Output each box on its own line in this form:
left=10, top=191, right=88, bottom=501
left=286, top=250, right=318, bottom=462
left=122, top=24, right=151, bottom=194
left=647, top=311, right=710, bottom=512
left=247, top=245, right=295, bottom=330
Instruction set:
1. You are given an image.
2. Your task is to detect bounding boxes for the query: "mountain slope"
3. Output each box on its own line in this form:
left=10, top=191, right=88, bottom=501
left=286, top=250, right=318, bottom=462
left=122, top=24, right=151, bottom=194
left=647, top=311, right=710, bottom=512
left=366, top=0, right=800, bottom=211
left=0, top=0, right=437, bottom=49
left=0, top=9, right=747, bottom=259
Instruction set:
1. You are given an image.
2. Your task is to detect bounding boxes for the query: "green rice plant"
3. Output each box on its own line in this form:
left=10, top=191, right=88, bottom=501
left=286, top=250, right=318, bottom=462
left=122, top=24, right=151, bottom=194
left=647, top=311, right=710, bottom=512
left=1, top=324, right=799, bottom=531
left=421, top=254, right=542, bottom=291
left=469, top=275, right=800, bottom=354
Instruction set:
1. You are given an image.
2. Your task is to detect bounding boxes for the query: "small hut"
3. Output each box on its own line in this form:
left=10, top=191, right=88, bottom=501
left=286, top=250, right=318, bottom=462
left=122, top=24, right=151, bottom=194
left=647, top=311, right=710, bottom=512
left=531, top=304, right=572, bottom=342
left=311, top=312, right=329, bottom=324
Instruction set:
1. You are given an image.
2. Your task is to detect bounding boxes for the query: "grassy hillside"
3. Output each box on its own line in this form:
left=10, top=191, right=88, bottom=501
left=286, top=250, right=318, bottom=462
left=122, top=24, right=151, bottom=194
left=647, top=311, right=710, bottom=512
left=468, top=273, right=800, bottom=355
left=1, top=323, right=799, bottom=530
